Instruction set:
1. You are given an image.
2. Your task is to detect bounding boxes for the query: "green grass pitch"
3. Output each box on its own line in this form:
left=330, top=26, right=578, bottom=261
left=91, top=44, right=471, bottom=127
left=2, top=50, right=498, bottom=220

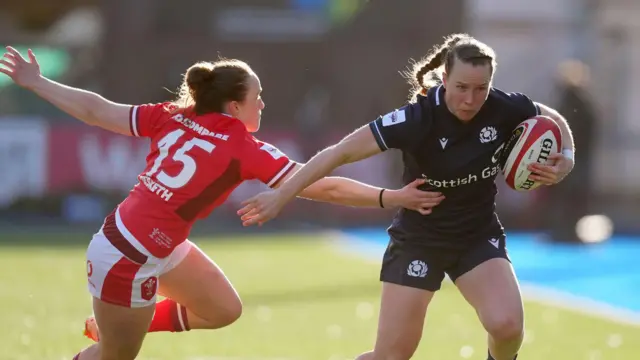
left=1, top=233, right=638, bottom=359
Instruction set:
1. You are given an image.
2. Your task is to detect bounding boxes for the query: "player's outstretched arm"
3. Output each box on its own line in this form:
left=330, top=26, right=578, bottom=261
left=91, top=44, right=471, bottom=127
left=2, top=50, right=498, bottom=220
left=277, top=125, right=384, bottom=199
left=273, top=163, right=443, bottom=214
left=0, top=47, right=132, bottom=136
left=239, top=125, right=393, bottom=226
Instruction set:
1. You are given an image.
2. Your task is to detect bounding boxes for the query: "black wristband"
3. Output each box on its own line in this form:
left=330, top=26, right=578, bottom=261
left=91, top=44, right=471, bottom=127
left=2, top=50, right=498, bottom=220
left=379, top=188, right=386, bottom=208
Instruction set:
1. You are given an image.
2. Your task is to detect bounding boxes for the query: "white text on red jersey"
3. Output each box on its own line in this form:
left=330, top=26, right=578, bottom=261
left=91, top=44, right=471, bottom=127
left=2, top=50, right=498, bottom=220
left=139, top=175, right=173, bottom=201
left=171, top=114, right=230, bottom=140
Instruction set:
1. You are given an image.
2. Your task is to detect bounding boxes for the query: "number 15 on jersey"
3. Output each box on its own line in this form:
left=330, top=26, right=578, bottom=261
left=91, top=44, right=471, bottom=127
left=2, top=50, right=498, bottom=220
left=146, top=129, right=216, bottom=189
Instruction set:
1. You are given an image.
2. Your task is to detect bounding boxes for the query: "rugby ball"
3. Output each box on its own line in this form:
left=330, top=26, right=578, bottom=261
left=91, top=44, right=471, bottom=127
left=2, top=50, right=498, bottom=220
left=501, top=116, right=562, bottom=191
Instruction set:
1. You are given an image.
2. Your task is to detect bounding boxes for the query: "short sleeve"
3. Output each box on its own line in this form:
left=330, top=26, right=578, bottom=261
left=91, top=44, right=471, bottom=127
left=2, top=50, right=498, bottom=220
left=368, top=102, right=429, bottom=151
left=129, top=103, right=168, bottom=138
left=506, top=92, right=541, bottom=120
left=241, top=137, right=296, bottom=187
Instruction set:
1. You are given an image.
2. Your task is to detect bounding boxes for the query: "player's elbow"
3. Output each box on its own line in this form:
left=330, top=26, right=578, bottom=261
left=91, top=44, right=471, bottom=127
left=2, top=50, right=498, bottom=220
left=547, top=110, right=565, bottom=125
left=537, top=102, right=563, bottom=122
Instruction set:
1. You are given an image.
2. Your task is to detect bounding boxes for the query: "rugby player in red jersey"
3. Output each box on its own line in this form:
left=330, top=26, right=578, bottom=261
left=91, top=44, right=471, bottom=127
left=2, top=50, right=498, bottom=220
left=0, top=47, right=444, bottom=360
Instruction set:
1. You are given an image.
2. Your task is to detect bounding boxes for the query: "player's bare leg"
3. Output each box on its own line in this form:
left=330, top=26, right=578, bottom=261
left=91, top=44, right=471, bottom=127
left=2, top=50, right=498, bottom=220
left=83, top=242, right=241, bottom=341
left=155, top=242, right=242, bottom=329
left=355, top=283, right=434, bottom=360
left=75, top=297, right=155, bottom=360
left=455, top=258, right=524, bottom=360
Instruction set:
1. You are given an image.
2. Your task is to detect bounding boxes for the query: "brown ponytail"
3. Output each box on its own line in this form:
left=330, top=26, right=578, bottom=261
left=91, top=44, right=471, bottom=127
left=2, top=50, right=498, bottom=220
left=405, top=33, right=496, bottom=102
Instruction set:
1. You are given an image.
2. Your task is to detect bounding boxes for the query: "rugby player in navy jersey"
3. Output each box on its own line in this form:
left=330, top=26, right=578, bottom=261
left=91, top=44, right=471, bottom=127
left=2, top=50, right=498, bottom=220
left=239, top=34, right=575, bottom=360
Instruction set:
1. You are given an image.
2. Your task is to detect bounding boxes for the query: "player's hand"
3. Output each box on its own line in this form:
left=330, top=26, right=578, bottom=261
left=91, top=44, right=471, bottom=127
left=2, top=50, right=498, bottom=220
left=237, top=189, right=290, bottom=227
left=0, top=47, right=42, bottom=89
left=527, top=152, right=574, bottom=185
left=385, top=179, right=445, bottom=215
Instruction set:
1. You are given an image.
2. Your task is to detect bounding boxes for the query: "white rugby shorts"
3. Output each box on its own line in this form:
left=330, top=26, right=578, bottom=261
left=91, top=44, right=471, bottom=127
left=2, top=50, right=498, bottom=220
left=85, top=210, right=191, bottom=308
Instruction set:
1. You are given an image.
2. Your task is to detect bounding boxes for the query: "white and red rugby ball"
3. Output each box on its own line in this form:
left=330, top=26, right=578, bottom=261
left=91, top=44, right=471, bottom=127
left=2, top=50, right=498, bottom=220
left=501, top=115, right=562, bottom=191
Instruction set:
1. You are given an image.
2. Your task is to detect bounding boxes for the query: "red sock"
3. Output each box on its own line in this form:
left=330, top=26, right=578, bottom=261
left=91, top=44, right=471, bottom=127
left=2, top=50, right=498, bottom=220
left=148, top=299, right=191, bottom=333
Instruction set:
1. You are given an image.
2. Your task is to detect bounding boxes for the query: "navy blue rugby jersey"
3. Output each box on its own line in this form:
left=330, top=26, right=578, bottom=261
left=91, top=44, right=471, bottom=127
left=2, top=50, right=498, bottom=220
left=368, top=85, right=540, bottom=247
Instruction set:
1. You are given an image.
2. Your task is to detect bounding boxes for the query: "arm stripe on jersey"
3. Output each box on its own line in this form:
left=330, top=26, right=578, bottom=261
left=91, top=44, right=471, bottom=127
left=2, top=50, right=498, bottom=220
left=368, top=122, right=389, bottom=151
left=129, top=106, right=140, bottom=137
left=267, top=160, right=296, bottom=188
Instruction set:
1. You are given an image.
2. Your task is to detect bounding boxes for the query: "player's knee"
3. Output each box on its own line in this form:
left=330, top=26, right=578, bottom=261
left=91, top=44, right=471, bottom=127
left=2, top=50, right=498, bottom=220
left=483, top=313, right=524, bottom=341
left=199, top=293, right=243, bottom=329
left=216, top=296, right=242, bottom=327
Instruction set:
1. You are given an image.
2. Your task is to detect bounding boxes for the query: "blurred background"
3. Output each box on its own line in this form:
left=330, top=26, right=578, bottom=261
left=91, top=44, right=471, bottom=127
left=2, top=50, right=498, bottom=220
left=2, top=1, right=640, bottom=359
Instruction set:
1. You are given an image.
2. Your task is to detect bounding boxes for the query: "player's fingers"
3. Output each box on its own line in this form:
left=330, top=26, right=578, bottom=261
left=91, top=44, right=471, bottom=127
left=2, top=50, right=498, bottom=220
left=240, top=195, right=260, bottom=207
left=528, top=163, right=556, bottom=175
left=236, top=206, right=249, bottom=216
left=0, top=67, right=12, bottom=77
left=540, top=174, right=557, bottom=183
left=417, top=208, right=432, bottom=215
left=0, top=59, right=15, bottom=71
left=527, top=163, right=546, bottom=171
left=243, top=213, right=269, bottom=227
left=431, top=195, right=445, bottom=204
left=536, top=179, right=555, bottom=186
left=242, top=216, right=260, bottom=227
left=421, top=202, right=440, bottom=210
left=2, top=53, right=17, bottom=64
left=416, top=195, right=444, bottom=204
left=27, top=49, right=38, bottom=65
left=5, top=46, right=25, bottom=62
left=244, top=202, right=263, bottom=214
left=240, top=208, right=261, bottom=222
left=408, top=178, right=426, bottom=187
left=414, top=204, right=432, bottom=212
left=547, top=153, right=563, bottom=160
left=415, top=191, right=443, bottom=198
left=529, top=171, right=554, bottom=182
left=416, top=194, right=444, bottom=203
left=1, top=54, right=16, bottom=65
left=530, top=168, right=556, bottom=178
left=528, top=173, right=556, bottom=184
left=236, top=203, right=258, bottom=216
